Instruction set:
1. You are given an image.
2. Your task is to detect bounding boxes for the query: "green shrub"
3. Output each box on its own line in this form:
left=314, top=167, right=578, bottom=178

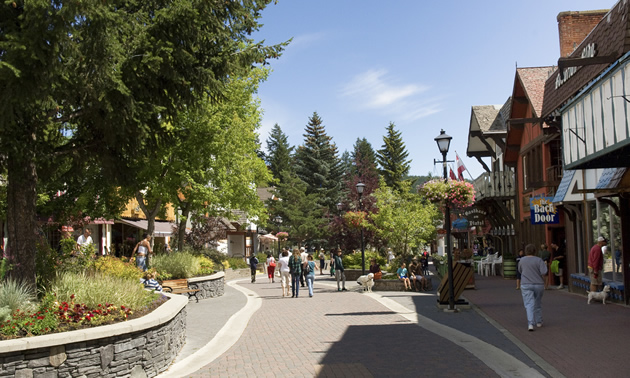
left=225, top=257, right=248, bottom=270
left=0, top=260, right=11, bottom=282
left=342, top=251, right=386, bottom=270
left=151, top=252, right=200, bottom=279
left=0, top=279, right=37, bottom=314
left=198, top=249, right=227, bottom=271
left=94, top=257, right=143, bottom=280
left=52, top=271, right=157, bottom=309
left=197, top=256, right=215, bottom=276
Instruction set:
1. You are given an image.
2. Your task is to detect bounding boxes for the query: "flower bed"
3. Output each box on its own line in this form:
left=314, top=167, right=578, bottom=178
left=0, top=293, right=187, bottom=377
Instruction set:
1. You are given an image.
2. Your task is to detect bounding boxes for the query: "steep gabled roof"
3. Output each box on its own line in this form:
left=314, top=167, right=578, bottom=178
left=515, top=67, right=554, bottom=118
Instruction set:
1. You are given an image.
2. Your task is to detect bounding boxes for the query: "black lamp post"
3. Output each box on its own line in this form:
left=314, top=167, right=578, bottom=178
left=356, top=182, right=366, bottom=275
left=435, top=129, right=456, bottom=311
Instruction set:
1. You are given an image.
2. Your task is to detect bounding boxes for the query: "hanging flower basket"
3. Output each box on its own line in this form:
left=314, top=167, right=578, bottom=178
left=343, top=211, right=367, bottom=230
left=419, top=179, right=475, bottom=210
left=276, top=232, right=289, bottom=241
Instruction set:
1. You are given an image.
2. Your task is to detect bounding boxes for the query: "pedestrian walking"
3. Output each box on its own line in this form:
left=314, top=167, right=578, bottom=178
left=329, top=249, right=336, bottom=277
left=515, top=249, right=524, bottom=290
left=266, top=253, right=276, bottom=283
left=305, top=255, right=316, bottom=297
left=538, top=243, right=551, bottom=289
left=131, top=233, right=152, bottom=272
left=333, top=249, right=347, bottom=291
left=249, top=254, right=259, bottom=283
left=318, top=248, right=325, bottom=275
left=277, top=250, right=291, bottom=297
left=588, top=236, right=607, bottom=293
left=289, top=248, right=302, bottom=298
left=300, top=247, right=308, bottom=287
left=518, top=244, right=548, bottom=331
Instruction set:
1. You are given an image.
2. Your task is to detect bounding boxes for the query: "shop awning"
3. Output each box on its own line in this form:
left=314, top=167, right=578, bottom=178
left=552, top=170, right=582, bottom=203
left=118, top=219, right=175, bottom=237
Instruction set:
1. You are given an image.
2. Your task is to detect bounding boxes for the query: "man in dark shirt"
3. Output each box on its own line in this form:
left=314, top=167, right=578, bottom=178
left=249, top=255, right=259, bottom=283
left=551, top=243, right=565, bottom=289
left=409, top=258, right=428, bottom=291
left=333, top=249, right=347, bottom=291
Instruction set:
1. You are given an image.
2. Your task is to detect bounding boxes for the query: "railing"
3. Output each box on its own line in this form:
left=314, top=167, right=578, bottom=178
left=473, top=171, right=515, bottom=201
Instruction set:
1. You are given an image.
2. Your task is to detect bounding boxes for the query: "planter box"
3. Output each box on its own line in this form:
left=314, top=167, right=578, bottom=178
left=0, top=294, right=188, bottom=378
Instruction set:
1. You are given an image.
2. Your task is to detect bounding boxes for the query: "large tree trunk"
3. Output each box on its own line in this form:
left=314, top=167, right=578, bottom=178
left=177, top=203, right=191, bottom=252
left=6, top=148, right=39, bottom=288
left=135, top=192, right=162, bottom=266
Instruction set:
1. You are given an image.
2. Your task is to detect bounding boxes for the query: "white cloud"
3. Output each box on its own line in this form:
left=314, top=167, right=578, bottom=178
left=339, top=69, right=440, bottom=121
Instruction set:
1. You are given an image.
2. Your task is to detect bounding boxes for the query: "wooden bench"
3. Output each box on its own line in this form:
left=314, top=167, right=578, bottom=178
left=161, top=279, right=200, bottom=303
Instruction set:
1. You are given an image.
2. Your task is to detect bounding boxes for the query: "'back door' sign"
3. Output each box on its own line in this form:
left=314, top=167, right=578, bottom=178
left=530, top=197, right=559, bottom=225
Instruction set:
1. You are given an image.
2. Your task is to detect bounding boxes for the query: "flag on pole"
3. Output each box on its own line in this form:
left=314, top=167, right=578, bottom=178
left=456, top=153, right=467, bottom=181
left=449, top=168, right=457, bottom=181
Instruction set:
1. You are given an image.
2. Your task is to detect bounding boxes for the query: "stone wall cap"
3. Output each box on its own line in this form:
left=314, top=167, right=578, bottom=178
left=188, top=271, right=225, bottom=283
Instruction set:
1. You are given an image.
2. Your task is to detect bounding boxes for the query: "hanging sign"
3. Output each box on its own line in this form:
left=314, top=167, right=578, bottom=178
left=463, top=207, right=486, bottom=227
left=530, top=197, right=559, bottom=225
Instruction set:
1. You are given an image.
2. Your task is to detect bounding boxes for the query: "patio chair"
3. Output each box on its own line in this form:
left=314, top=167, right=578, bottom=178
left=490, top=255, right=503, bottom=276
left=476, top=253, right=495, bottom=276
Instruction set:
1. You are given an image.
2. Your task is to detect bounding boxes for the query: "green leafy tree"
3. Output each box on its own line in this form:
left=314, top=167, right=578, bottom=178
left=370, top=179, right=439, bottom=259
left=265, top=123, right=294, bottom=184
left=267, top=172, right=326, bottom=247
left=168, top=70, right=272, bottom=250
left=293, top=112, right=342, bottom=212
left=377, top=122, right=412, bottom=192
left=0, top=1, right=285, bottom=286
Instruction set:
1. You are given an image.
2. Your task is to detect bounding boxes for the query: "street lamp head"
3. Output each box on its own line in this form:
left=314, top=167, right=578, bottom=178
left=356, top=182, right=366, bottom=195
left=434, top=129, right=452, bottom=154
left=274, top=216, right=282, bottom=224
left=336, top=202, right=343, bottom=212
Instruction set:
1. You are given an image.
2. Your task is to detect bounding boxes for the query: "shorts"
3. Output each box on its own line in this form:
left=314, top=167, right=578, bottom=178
left=554, top=268, right=563, bottom=277
left=399, top=275, right=407, bottom=279
left=588, top=268, right=603, bottom=285
left=320, top=259, right=325, bottom=269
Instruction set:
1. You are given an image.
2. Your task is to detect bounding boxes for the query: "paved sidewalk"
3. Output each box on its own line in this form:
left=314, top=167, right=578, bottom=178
left=159, top=266, right=629, bottom=377
left=161, top=270, right=546, bottom=377
left=464, top=274, right=630, bottom=378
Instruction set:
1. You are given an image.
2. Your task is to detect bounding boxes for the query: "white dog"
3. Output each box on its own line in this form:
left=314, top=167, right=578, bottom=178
left=587, top=285, right=611, bottom=304
left=357, top=273, right=375, bottom=292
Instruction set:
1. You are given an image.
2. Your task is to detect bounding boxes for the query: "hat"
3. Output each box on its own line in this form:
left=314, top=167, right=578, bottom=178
left=300, top=247, right=305, bottom=251
left=597, top=236, right=608, bottom=242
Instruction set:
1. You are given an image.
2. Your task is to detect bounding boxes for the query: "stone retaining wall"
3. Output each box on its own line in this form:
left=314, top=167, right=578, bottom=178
left=373, top=277, right=434, bottom=291
left=188, top=271, right=225, bottom=299
left=0, top=294, right=188, bottom=378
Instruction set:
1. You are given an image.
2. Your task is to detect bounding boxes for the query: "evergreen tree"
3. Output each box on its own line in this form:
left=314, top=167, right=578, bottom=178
left=351, top=138, right=378, bottom=178
left=267, top=172, right=326, bottom=247
left=340, top=150, right=353, bottom=177
left=265, top=124, right=294, bottom=184
left=377, top=122, right=411, bottom=192
left=294, top=112, right=342, bottom=212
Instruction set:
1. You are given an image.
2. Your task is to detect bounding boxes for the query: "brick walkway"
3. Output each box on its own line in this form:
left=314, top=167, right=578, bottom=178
left=464, top=274, right=630, bottom=378
left=188, top=276, right=514, bottom=378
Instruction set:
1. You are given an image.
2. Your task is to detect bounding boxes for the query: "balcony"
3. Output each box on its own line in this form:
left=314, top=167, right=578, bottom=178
left=473, top=171, right=515, bottom=201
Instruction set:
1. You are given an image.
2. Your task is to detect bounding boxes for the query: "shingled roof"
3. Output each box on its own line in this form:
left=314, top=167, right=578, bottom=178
left=515, top=67, right=554, bottom=119
left=542, top=4, right=629, bottom=117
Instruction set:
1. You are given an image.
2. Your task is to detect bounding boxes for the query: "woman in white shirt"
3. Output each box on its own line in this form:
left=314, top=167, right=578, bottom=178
left=277, top=250, right=291, bottom=297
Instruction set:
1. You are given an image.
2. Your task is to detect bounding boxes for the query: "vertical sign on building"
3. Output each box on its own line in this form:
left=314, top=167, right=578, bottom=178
left=530, top=197, right=559, bottom=225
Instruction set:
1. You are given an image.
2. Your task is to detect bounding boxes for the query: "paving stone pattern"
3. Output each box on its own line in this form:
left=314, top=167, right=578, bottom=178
left=189, top=280, right=498, bottom=378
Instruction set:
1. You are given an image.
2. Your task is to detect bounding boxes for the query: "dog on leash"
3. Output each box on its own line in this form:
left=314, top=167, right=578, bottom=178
left=357, top=273, right=375, bottom=292
left=587, top=285, right=611, bottom=304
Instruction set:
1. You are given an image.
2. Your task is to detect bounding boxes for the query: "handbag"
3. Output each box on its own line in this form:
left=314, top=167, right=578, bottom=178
left=550, top=260, right=559, bottom=274
left=374, top=271, right=383, bottom=280
left=269, top=259, right=276, bottom=267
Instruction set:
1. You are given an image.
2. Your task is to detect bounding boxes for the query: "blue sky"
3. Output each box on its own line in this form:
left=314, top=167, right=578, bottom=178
left=254, top=0, right=614, bottom=179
